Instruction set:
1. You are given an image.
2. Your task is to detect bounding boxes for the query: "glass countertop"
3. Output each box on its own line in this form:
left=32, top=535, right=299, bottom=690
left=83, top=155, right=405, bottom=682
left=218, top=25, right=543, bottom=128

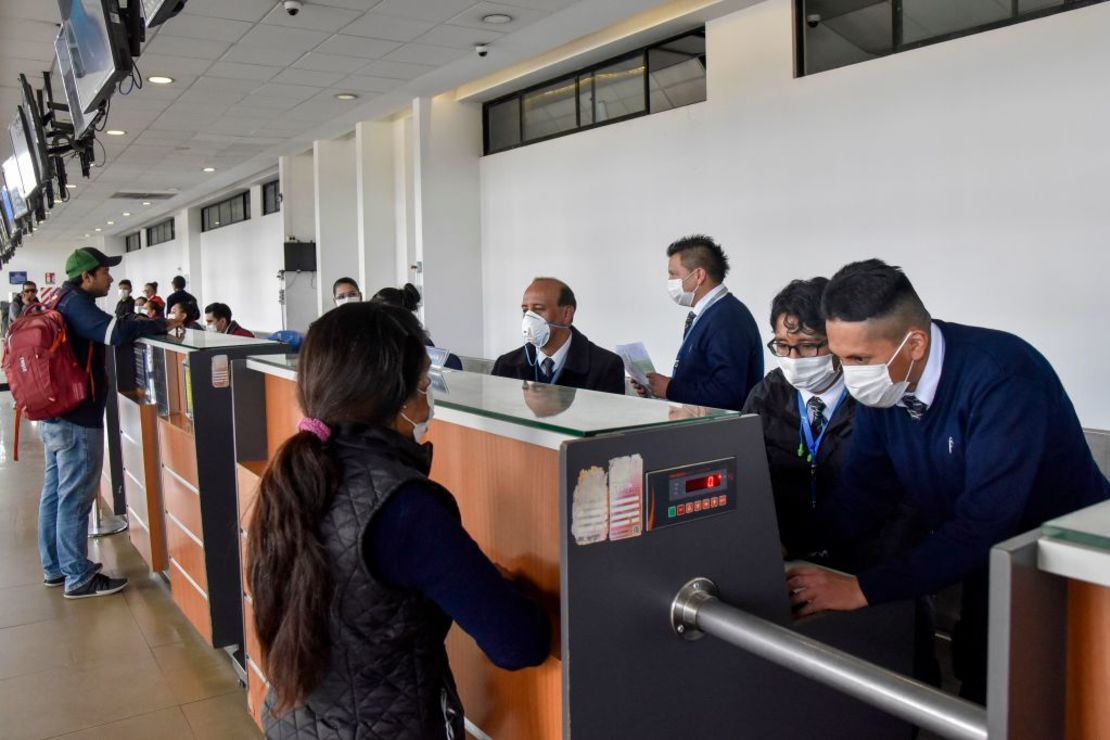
left=139, top=328, right=281, bottom=353
left=244, top=354, right=738, bottom=437
left=1043, top=499, right=1110, bottom=553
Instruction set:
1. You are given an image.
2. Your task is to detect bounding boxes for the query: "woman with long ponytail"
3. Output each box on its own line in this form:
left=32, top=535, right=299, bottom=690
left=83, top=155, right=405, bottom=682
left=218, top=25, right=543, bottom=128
left=249, top=302, right=550, bottom=738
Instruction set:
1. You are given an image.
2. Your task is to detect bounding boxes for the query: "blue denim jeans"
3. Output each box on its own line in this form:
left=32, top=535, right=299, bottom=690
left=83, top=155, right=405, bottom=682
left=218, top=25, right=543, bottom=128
left=38, top=419, right=104, bottom=590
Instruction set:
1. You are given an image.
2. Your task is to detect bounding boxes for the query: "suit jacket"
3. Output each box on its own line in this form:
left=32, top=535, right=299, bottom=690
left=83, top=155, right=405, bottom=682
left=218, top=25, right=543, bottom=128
left=667, top=292, right=763, bottom=411
left=491, top=326, right=626, bottom=395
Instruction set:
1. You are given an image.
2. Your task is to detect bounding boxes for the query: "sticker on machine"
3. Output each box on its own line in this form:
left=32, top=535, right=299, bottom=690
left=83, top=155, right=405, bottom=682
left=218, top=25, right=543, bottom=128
left=607, top=454, right=643, bottom=541
left=571, top=466, right=609, bottom=545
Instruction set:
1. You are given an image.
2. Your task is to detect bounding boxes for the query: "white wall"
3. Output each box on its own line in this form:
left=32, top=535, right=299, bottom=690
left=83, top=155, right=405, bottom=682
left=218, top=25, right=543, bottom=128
left=119, top=234, right=185, bottom=301
left=3, top=237, right=121, bottom=314
left=479, top=0, right=1110, bottom=428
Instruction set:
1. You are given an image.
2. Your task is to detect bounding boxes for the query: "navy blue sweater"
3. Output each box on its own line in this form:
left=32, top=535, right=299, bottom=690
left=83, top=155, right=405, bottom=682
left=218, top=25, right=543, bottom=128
left=827, top=321, right=1109, bottom=604
left=364, top=481, right=551, bottom=670
left=667, top=292, right=764, bottom=411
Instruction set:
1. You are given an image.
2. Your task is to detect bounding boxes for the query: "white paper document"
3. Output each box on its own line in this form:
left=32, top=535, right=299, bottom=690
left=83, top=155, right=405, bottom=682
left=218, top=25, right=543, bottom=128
left=615, top=342, right=656, bottom=396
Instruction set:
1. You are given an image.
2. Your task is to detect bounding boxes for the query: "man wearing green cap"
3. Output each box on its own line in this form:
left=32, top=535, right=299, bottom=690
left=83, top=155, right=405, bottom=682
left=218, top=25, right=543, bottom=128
left=37, top=247, right=181, bottom=599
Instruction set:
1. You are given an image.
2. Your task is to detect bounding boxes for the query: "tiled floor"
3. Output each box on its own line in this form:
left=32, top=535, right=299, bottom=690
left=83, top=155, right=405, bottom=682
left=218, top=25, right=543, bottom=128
left=0, top=398, right=260, bottom=740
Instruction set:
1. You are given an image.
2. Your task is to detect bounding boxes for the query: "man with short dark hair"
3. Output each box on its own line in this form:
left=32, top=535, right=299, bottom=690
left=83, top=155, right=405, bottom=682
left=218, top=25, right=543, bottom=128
left=8, top=280, right=37, bottom=324
left=204, top=302, right=253, bottom=336
left=114, top=279, right=135, bottom=318
left=492, top=277, right=625, bottom=395
left=41, top=248, right=180, bottom=599
left=165, top=274, right=196, bottom=315
left=633, top=234, right=762, bottom=411
left=786, top=258, right=1109, bottom=703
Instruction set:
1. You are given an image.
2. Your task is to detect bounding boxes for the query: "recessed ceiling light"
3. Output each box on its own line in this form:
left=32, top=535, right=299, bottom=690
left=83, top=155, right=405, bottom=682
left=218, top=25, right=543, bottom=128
left=107, top=220, right=115, bottom=225
left=335, top=93, right=358, bottom=101
left=148, top=76, right=174, bottom=84
left=65, top=183, right=77, bottom=189
left=482, top=13, right=513, bottom=24
left=203, top=167, right=216, bottom=173
left=106, top=129, right=126, bottom=136
left=84, top=233, right=90, bottom=238
left=142, top=201, right=151, bottom=206
left=94, top=228, right=102, bottom=232
left=122, top=212, right=131, bottom=216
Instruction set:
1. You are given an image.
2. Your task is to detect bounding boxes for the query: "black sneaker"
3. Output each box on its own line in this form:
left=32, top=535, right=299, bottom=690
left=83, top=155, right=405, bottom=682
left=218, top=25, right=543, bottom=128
left=44, top=561, right=103, bottom=588
left=64, top=572, right=128, bottom=599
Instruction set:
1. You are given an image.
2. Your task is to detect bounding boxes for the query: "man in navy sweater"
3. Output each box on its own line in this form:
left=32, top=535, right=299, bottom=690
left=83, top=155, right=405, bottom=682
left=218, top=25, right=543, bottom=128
left=634, top=235, right=763, bottom=411
left=786, top=259, right=1109, bottom=703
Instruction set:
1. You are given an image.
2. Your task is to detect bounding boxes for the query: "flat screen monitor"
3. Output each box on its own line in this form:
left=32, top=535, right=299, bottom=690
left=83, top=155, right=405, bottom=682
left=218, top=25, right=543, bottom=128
left=9, top=112, right=39, bottom=199
left=54, top=29, right=94, bottom=140
left=0, top=186, right=14, bottom=230
left=142, top=0, right=184, bottom=29
left=283, top=241, right=317, bottom=272
left=2, top=158, right=30, bottom=219
left=19, top=75, right=53, bottom=187
left=57, top=0, right=133, bottom=115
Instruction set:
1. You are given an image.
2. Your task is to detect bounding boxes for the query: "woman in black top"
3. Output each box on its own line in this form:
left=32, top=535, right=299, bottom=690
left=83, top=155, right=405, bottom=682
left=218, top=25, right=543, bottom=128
left=250, top=302, right=550, bottom=739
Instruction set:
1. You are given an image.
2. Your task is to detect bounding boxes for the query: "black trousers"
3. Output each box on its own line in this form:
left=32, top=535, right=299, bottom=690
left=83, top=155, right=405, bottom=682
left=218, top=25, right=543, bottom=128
left=951, top=568, right=990, bottom=705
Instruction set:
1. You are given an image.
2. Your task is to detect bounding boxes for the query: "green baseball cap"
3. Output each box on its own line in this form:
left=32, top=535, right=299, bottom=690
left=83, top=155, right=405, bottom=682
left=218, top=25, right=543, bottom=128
left=65, top=247, right=122, bottom=280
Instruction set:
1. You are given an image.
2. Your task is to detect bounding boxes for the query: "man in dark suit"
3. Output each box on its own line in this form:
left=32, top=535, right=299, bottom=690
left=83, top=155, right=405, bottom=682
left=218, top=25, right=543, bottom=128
left=491, top=278, right=626, bottom=395
left=633, top=234, right=763, bottom=411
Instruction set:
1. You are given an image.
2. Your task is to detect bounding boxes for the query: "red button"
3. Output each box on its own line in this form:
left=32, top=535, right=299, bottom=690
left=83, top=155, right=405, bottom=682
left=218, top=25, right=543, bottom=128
left=677, top=504, right=685, bottom=515
left=693, top=500, right=702, bottom=512
left=719, top=495, right=727, bottom=506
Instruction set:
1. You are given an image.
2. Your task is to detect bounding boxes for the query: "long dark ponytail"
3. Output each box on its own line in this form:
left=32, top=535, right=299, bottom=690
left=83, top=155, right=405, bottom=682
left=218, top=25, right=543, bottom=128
left=248, top=302, right=428, bottom=714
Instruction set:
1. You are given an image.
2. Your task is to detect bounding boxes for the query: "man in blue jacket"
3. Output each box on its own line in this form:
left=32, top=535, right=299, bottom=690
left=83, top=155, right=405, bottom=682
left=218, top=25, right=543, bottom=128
left=634, top=234, right=763, bottom=411
left=786, top=258, right=1109, bottom=704
left=39, top=248, right=179, bottom=599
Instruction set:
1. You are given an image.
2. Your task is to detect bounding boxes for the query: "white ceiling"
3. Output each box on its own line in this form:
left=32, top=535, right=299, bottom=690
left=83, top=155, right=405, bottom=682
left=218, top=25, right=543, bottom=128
left=3, top=0, right=693, bottom=243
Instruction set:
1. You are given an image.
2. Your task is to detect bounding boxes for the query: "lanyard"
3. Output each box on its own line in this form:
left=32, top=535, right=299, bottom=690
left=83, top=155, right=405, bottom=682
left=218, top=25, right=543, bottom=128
left=525, top=345, right=565, bottom=386
left=796, top=389, right=848, bottom=508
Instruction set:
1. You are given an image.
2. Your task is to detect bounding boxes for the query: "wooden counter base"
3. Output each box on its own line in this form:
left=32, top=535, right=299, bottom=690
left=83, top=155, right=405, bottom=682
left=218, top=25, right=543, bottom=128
left=1067, top=580, right=1110, bottom=739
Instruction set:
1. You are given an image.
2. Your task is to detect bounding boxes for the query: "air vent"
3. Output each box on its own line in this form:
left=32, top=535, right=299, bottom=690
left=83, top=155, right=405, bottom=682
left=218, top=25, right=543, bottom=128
left=109, top=191, right=177, bottom=200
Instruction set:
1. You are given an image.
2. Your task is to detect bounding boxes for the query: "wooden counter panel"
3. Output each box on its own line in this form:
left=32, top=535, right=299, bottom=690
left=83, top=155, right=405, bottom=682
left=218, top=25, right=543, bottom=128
left=426, top=420, right=562, bottom=740
left=236, top=461, right=265, bottom=530
left=163, top=468, right=203, bottom=545
left=128, top=513, right=155, bottom=570
left=169, top=558, right=212, bottom=644
left=264, top=374, right=301, bottom=459
left=243, top=596, right=263, bottom=671
left=167, top=514, right=208, bottom=595
left=158, top=416, right=199, bottom=489
left=117, top=392, right=145, bottom=442
left=120, top=434, right=147, bottom=489
left=1066, top=580, right=1110, bottom=740
left=123, top=472, right=149, bottom=528
left=246, top=658, right=268, bottom=731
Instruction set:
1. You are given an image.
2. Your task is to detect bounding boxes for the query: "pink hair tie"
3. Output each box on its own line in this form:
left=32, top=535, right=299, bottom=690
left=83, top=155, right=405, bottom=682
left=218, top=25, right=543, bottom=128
left=298, top=417, right=332, bottom=443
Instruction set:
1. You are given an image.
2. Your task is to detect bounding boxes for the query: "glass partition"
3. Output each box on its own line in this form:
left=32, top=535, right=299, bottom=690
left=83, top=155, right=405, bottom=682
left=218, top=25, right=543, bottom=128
left=139, top=328, right=277, bottom=353
left=245, top=356, right=737, bottom=438
left=1043, top=499, right=1110, bottom=552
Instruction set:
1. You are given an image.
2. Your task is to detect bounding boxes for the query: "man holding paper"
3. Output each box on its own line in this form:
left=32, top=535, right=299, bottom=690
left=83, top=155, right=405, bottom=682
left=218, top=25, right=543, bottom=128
left=632, top=234, right=763, bottom=411
left=492, top=277, right=626, bottom=395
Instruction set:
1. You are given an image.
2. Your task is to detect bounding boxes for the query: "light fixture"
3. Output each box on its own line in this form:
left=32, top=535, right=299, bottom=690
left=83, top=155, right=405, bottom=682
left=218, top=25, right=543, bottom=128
left=203, top=167, right=216, bottom=173
left=482, top=13, right=513, bottom=24
left=84, top=233, right=90, bottom=238
left=107, top=220, right=115, bottom=225
left=66, top=183, right=77, bottom=189
left=148, top=75, right=174, bottom=84
left=94, top=228, right=102, bottom=232
left=142, top=201, right=151, bottom=206
left=122, top=212, right=131, bottom=216
left=106, top=129, right=126, bottom=136
left=335, top=93, right=358, bottom=101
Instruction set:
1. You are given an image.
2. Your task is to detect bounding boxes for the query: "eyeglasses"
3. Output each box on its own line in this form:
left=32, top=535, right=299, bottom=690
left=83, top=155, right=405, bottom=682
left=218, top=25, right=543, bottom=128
left=766, top=339, right=827, bottom=358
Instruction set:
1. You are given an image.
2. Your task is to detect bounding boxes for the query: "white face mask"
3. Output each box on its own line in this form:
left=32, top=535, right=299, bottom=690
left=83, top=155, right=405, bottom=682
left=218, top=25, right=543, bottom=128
left=521, top=310, right=552, bottom=348
left=401, top=387, right=435, bottom=444
left=335, top=295, right=360, bottom=306
left=667, top=270, right=698, bottom=307
left=842, top=332, right=916, bottom=408
left=119, top=289, right=130, bottom=299
left=135, top=305, right=145, bottom=314
left=776, top=353, right=840, bottom=393
left=205, top=322, right=219, bottom=333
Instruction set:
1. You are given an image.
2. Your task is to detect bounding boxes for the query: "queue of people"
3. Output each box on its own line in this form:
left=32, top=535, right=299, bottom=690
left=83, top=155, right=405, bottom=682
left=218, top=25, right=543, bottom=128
left=14, top=238, right=1107, bottom=739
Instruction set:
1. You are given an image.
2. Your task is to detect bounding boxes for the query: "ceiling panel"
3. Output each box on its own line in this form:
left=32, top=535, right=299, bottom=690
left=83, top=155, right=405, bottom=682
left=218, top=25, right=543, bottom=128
left=448, top=2, right=553, bottom=31
left=205, top=62, right=284, bottom=81
left=415, top=25, right=506, bottom=50
left=314, top=35, right=403, bottom=59
left=258, top=4, right=363, bottom=32
left=156, top=14, right=255, bottom=43
left=272, top=68, right=347, bottom=87
left=339, top=13, right=439, bottom=42
left=181, top=0, right=279, bottom=23
left=292, top=52, right=370, bottom=73
left=383, top=43, right=470, bottom=66
left=368, top=0, right=480, bottom=24
left=355, top=59, right=437, bottom=79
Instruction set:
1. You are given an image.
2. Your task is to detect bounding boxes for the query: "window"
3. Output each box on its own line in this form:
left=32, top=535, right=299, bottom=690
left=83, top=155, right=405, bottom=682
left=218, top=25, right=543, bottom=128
left=797, top=0, right=1109, bottom=76
left=483, top=29, right=706, bottom=154
left=262, top=179, right=281, bottom=215
left=124, top=232, right=141, bottom=252
left=201, top=191, right=251, bottom=232
left=146, top=218, right=174, bottom=246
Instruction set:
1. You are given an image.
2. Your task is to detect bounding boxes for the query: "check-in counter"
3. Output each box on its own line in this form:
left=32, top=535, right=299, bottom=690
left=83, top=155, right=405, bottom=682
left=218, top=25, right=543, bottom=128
left=232, top=357, right=915, bottom=738
left=991, top=499, right=1110, bottom=740
left=108, top=330, right=286, bottom=650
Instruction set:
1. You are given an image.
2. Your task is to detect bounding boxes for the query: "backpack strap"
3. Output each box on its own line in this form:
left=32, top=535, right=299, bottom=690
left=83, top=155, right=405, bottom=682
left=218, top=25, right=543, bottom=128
left=12, top=405, right=21, bottom=463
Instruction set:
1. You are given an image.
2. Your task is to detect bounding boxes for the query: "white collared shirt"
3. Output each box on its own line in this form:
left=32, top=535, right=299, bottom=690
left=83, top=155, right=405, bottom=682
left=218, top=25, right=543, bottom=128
left=799, top=375, right=847, bottom=424
left=689, top=283, right=729, bottom=331
left=898, top=322, right=945, bottom=409
left=537, top=333, right=572, bottom=378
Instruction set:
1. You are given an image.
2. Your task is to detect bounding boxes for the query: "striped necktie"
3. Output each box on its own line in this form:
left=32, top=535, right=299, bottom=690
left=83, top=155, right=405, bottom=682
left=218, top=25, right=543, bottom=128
left=683, top=311, right=696, bottom=339
left=540, top=357, right=555, bottom=382
left=807, top=396, right=827, bottom=439
left=902, top=394, right=928, bottom=421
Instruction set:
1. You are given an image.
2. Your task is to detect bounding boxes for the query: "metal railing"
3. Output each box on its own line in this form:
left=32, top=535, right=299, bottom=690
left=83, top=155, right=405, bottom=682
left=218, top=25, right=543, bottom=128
left=670, top=578, right=988, bottom=740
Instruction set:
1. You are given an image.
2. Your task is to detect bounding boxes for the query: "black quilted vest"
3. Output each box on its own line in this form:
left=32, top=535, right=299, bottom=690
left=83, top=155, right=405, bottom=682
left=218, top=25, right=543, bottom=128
left=263, top=425, right=465, bottom=740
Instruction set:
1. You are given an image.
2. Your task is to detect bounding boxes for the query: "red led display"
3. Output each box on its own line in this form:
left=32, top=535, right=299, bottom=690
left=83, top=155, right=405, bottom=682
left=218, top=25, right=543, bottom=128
left=684, top=472, right=723, bottom=493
